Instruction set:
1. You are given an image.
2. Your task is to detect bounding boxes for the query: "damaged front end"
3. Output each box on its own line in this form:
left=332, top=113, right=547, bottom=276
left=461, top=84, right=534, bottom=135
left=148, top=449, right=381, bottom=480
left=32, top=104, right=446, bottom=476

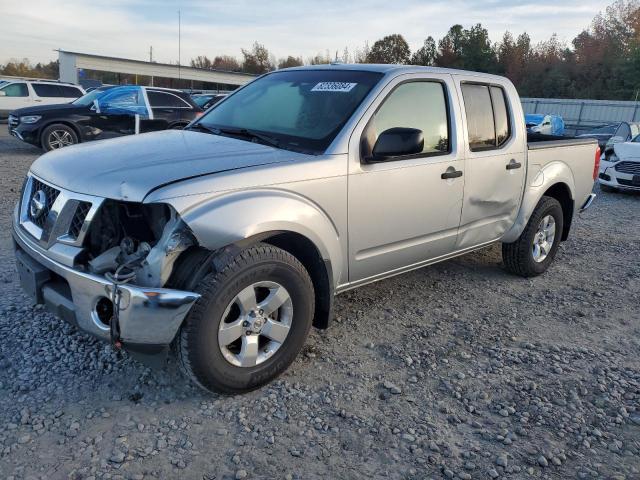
left=12, top=174, right=202, bottom=354
left=85, top=201, right=195, bottom=288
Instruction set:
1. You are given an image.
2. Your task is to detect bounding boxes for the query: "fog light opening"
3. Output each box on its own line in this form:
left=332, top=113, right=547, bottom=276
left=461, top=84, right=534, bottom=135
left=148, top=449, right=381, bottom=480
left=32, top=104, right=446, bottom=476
left=95, top=297, right=114, bottom=327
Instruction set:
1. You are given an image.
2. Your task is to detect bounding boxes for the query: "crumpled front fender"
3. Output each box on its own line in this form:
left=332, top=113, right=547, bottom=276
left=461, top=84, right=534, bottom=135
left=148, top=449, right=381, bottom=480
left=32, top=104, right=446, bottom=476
left=162, top=188, right=343, bottom=286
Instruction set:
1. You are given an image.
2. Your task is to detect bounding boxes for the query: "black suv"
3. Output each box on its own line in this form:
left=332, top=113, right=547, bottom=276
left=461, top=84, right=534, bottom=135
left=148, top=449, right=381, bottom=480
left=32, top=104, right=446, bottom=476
left=9, top=85, right=203, bottom=151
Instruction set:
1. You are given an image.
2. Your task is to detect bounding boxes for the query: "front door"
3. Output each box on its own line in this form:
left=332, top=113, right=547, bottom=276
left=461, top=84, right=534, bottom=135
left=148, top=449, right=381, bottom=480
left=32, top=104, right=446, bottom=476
left=92, top=86, right=148, bottom=139
left=455, top=79, right=526, bottom=249
left=348, top=74, right=465, bottom=283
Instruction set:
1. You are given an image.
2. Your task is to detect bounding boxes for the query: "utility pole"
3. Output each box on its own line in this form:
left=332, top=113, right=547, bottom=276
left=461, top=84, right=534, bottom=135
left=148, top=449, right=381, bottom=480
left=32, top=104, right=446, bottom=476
left=178, top=10, right=181, bottom=84
left=149, top=46, right=154, bottom=86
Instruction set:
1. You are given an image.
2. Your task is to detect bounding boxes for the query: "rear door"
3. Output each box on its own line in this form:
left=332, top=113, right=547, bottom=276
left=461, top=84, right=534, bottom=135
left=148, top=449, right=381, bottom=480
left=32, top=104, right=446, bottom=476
left=0, top=82, right=32, bottom=115
left=348, top=73, right=465, bottom=283
left=31, top=83, right=66, bottom=106
left=145, top=90, right=195, bottom=130
left=454, top=78, right=526, bottom=249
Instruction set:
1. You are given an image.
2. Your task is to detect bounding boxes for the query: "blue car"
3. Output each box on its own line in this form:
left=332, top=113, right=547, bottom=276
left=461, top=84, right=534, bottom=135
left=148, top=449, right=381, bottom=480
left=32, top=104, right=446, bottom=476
left=525, top=114, right=565, bottom=136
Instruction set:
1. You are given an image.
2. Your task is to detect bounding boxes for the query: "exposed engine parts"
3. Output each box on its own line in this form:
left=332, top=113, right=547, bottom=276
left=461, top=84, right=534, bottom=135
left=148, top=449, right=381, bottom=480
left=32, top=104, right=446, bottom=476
left=85, top=200, right=195, bottom=288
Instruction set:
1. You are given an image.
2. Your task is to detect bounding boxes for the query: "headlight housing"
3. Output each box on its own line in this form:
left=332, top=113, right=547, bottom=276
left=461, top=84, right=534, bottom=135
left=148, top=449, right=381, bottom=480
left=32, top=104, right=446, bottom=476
left=20, top=115, right=42, bottom=124
left=605, top=152, right=619, bottom=163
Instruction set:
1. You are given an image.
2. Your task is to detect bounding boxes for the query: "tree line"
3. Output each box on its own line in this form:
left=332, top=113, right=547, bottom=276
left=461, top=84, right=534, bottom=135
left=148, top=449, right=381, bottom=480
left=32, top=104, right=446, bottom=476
left=188, top=0, right=640, bottom=101
left=3, top=0, right=639, bottom=100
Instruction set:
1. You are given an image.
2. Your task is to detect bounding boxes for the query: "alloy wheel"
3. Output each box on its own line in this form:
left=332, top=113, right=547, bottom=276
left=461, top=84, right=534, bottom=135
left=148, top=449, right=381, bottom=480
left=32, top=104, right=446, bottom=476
left=218, top=281, right=293, bottom=367
left=532, top=214, right=556, bottom=263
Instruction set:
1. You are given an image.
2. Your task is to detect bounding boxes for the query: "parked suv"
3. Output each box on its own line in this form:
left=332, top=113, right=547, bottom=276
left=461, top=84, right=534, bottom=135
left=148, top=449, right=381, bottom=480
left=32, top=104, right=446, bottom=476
left=0, top=80, right=84, bottom=118
left=13, top=65, right=598, bottom=393
left=8, top=85, right=203, bottom=150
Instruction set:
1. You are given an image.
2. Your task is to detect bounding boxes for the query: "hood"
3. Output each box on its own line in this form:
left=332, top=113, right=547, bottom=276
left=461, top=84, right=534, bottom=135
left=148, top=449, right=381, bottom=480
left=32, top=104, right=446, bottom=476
left=613, top=141, right=640, bottom=160
left=12, top=102, right=85, bottom=117
left=30, top=130, right=305, bottom=202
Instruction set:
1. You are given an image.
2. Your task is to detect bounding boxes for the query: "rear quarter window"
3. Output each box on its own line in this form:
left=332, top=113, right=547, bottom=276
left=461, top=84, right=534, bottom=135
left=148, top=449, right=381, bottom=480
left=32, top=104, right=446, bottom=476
left=59, top=85, right=83, bottom=98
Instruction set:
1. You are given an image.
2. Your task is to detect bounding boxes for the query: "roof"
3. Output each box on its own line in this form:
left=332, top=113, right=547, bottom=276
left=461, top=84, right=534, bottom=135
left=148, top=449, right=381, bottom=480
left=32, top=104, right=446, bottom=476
left=58, top=50, right=256, bottom=78
left=283, top=63, right=508, bottom=80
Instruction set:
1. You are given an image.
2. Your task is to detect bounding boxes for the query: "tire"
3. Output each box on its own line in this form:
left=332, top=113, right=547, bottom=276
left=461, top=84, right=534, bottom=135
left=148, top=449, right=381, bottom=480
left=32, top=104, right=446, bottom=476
left=599, top=184, right=617, bottom=193
left=178, top=243, right=314, bottom=394
left=41, top=124, right=78, bottom=151
left=502, top=196, right=564, bottom=278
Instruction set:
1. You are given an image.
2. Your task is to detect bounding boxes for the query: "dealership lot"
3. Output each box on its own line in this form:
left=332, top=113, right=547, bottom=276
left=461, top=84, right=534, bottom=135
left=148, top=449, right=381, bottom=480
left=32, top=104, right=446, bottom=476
left=0, top=129, right=639, bottom=479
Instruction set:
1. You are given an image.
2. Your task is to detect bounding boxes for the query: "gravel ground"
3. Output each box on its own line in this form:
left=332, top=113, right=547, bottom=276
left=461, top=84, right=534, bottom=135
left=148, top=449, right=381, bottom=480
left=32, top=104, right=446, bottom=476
left=0, top=129, right=639, bottom=480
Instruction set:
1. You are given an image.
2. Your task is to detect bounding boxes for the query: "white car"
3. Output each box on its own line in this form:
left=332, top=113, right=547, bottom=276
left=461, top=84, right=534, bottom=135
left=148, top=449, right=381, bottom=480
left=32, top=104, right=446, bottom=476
left=0, top=80, right=85, bottom=118
left=598, top=136, right=640, bottom=192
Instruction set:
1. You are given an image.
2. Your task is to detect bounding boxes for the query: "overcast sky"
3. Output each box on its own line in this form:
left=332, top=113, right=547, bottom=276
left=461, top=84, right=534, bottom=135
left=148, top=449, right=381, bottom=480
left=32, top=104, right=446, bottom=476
left=0, top=0, right=613, bottom=65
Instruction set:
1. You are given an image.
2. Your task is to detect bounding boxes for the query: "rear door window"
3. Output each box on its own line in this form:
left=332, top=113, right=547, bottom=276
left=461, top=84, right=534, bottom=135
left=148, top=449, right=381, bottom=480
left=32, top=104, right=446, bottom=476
left=32, top=83, right=61, bottom=97
left=1, top=83, right=28, bottom=97
left=461, top=83, right=511, bottom=151
left=147, top=91, right=192, bottom=108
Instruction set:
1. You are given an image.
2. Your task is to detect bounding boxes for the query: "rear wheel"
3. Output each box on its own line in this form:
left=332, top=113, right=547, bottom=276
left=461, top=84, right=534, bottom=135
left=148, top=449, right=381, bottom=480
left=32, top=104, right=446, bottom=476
left=41, top=124, right=78, bottom=151
left=178, top=243, right=314, bottom=394
left=502, top=196, right=564, bottom=277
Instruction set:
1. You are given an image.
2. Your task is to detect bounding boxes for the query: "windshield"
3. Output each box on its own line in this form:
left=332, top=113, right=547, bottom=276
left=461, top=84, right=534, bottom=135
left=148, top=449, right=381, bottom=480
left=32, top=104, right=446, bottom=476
left=72, top=88, right=109, bottom=106
left=196, top=70, right=383, bottom=153
left=587, top=124, right=617, bottom=135
left=193, top=95, right=214, bottom=107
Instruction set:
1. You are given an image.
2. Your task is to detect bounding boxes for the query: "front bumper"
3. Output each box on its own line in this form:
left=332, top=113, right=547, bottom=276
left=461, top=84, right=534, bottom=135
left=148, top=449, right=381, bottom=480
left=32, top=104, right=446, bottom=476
left=12, top=219, right=200, bottom=351
left=598, top=163, right=640, bottom=191
left=8, top=120, right=40, bottom=146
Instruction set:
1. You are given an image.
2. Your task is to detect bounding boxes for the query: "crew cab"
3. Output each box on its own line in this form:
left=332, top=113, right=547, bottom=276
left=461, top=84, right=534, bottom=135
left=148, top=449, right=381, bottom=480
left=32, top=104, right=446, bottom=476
left=8, top=85, right=202, bottom=151
left=12, top=65, right=598, bottom=393
left=0, top=79, right=85, bottom=119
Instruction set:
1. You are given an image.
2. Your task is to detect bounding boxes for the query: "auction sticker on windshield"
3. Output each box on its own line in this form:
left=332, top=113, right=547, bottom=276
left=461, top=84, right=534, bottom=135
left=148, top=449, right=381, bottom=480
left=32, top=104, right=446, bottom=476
left=311, top=82, right=357, bottom=92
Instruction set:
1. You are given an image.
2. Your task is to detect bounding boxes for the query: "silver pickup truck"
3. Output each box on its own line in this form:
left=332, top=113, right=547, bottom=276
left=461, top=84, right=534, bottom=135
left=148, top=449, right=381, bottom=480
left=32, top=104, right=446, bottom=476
left=13, top=64, right=599, bottom=393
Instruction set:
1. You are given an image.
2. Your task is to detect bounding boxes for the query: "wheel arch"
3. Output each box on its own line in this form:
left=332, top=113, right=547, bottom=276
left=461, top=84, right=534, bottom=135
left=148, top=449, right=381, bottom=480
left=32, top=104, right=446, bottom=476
left=502, top=161, right=576, bottom=243
left=164, top=189, right=343, bottom=329
left=39, top=120, right=82, bottom=146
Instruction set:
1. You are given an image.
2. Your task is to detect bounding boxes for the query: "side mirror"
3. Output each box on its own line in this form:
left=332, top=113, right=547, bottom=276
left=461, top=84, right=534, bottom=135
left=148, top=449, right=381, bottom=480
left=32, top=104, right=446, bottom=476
left=0, top=91, right=6, bottom=97
left=368, top=127, right=424, bottom=162
left=92, top=99, right=101, bottom=114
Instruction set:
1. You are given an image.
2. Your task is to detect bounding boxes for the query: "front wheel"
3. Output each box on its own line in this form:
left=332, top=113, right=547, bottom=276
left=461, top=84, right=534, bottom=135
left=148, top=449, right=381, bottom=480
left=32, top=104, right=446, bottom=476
left=502, top=196, right=564, bottom=277
left=178, top=243, right=314, bottom=394
left=41, top=124, right=78, bottom=151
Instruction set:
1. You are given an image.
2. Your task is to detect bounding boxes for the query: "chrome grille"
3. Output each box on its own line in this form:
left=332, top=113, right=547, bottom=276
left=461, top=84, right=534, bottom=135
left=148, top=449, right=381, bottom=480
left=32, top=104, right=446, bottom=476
left=28, top=178, right=60, bottom=228
left=615, top=161, right=640, bottom=175
left=69, top=201, right=92, bottom=239
left=19, top=175, right=103, bottom=248
left=8, top=115, right=19, bottom=128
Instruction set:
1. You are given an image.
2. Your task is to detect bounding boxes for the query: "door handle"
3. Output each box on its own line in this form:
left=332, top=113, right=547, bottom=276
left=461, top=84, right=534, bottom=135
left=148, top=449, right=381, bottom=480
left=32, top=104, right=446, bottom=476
left=506, top=159, right=522, bottom=170
left=441, top=167, right=463, bottom=179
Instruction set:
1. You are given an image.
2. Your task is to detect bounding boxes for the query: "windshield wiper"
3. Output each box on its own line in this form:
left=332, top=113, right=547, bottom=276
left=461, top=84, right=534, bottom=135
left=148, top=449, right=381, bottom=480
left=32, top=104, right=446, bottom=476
left=186, top=123, right=219, bottom=135
left=214, top=126, right=281, bottom=148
